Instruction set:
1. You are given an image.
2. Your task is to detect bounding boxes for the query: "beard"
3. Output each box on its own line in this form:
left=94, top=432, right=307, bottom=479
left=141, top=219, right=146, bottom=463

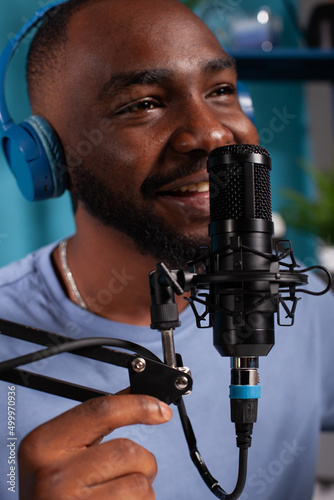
left=72, top=166, right=209, bottom=269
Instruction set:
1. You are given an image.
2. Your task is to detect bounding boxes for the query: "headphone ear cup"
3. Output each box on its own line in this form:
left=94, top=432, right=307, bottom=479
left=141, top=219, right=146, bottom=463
left=23, top=116, right=68, bottom=199
left=1, top=115, right=67, bottom=201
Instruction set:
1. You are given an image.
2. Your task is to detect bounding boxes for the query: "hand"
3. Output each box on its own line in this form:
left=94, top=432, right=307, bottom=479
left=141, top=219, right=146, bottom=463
left=18, top=394, right=172, bottom=500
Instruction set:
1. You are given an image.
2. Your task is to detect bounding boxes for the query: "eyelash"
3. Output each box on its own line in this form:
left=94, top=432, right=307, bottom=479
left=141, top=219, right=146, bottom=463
left=114, top=84, right=236, bottom=116
left=115, top=99, right=160, bottom=115
left=209, top=84, right=236, bottom=98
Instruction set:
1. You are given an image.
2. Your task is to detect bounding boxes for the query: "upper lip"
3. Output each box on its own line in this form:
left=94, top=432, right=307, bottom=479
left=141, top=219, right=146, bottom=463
left=157, top=170, right=209, bottom=193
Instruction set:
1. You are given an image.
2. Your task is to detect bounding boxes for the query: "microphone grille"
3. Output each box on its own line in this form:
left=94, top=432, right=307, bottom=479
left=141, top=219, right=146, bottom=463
left=254, top=164, right=272, bottom=219
left=208, top=144, right=272, bottom=222
left=209, top=144, right=270, bottom=158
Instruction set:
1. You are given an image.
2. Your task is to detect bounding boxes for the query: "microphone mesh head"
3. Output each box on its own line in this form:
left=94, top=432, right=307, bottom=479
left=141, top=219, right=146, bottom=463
left=209, top=144, right=270, bottom=157
left=208, top=144, right=272, bottom=222
left=254, top=164, right=272, bottom=219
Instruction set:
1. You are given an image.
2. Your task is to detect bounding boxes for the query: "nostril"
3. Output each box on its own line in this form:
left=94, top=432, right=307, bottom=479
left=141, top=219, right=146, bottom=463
left=170, top=124, right=234, bottom=155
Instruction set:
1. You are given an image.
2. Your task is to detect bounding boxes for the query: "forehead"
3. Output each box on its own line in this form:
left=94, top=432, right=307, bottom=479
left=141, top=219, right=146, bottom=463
left=64, top=0, right=230, bottom=87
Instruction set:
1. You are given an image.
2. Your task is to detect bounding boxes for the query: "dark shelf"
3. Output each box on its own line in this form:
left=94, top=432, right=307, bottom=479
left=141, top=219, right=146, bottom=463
left=229, top=48, right=334, bottom=81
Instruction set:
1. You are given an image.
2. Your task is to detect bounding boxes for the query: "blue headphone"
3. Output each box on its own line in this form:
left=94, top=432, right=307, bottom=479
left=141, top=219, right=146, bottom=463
left=0, top=0, right=255, bottom=202
left=0, top=0, right=69, bottom=201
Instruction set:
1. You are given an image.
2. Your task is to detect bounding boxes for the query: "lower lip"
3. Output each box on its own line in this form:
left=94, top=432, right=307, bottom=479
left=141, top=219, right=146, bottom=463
left=157, top=190, right=210, bottom=217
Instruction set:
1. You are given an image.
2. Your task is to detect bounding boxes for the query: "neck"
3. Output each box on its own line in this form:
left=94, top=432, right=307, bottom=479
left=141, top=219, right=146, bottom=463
left=53, top=206, right=188, bottom=325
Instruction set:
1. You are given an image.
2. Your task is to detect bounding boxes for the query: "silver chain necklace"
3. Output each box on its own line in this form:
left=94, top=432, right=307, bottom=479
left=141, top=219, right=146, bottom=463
left=58, top=239, right=88, bottom=310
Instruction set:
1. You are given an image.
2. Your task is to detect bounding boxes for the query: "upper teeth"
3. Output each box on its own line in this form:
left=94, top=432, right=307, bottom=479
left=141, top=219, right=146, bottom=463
left=174, top=181, right=209, bottom=193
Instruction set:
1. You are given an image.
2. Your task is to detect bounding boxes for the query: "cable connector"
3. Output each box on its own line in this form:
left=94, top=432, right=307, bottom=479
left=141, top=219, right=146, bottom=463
left=230, top=357, right=260, bottom=449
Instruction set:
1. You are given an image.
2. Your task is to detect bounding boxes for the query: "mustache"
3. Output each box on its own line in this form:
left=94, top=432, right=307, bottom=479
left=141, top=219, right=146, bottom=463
left=141, top=159, right=207, bottom=197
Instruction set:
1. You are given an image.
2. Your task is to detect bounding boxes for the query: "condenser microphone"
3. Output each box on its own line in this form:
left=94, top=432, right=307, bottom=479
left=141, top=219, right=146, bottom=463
left=207, top=144, right=278, bottom=358
left=148, top=145, right=331, bottom=499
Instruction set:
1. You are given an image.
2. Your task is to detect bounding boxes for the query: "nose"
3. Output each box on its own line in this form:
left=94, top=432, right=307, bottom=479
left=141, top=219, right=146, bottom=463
left=169, top=99, right=234, bottom=154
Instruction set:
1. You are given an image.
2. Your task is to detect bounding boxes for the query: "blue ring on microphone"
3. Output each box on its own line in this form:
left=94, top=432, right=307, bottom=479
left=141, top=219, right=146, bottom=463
left=229, top=385, right=261, bottom=399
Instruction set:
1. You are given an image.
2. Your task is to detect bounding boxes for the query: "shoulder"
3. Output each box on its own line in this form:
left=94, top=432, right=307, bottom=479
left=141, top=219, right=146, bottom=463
left=0, top=243, right=56, bottom=289
left=0, top=252, right=37, bottom=288
left=0, top=242, right=59, bottom=325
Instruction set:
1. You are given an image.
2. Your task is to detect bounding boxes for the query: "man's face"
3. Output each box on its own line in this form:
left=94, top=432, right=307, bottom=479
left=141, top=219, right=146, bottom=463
left=53, top=0, right=258, bottom=267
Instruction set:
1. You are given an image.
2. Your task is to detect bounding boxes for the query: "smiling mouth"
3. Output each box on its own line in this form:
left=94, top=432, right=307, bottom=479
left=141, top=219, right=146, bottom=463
left=157, top=180, right=210, bottom=217
left=159, top=181, right=209, bottom=196
left=171, top=181, right=209, bottom=194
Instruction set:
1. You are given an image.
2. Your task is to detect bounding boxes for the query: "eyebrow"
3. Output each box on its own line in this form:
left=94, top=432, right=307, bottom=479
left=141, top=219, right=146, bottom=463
left=98, top=68, right=171, bottom=101
left=98, top=56, right=236, bottom=101
left=203, top=56, right=236, bottom=74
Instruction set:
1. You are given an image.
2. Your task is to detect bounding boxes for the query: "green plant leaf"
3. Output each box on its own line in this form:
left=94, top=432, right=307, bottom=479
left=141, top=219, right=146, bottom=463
left=280, top=162, right=334, bottom=244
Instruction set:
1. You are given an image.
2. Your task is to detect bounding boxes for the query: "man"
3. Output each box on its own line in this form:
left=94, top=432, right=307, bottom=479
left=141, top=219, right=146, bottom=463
left=0, top=0, right=333, bottom=499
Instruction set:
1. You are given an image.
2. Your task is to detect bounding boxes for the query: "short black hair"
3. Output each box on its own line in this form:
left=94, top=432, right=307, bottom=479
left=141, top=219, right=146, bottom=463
left=26, top=0, right=105, bottom=105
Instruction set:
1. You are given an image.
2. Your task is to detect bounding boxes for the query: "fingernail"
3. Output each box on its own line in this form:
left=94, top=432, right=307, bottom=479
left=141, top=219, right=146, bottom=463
left=159, top=401, right=172, bottom=420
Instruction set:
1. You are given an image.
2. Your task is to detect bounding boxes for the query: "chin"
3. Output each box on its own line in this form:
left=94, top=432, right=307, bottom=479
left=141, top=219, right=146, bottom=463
left=178, top=227, right=210, bottom=243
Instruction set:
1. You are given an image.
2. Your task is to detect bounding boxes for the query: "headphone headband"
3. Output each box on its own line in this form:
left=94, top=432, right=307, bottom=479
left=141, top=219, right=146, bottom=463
left=0, top=1, right=69, bottom=129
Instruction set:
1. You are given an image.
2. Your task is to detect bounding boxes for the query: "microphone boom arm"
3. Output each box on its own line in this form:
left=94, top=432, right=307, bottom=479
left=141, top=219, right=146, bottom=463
left=0, top=318, right=192, bottom=404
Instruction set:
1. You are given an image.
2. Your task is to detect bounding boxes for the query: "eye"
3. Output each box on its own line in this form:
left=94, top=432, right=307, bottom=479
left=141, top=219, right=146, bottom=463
left=208, top=84, right=236, bottom=98
left=115, top=98, right=160, bottom=115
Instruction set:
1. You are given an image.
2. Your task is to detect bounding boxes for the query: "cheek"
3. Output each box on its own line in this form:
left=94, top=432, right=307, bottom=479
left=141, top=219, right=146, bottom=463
left=98, top=123, right=158, bottom=170
left=63, top=122, right=147, bottom=179
left=69, top=139, right=153, bottom=204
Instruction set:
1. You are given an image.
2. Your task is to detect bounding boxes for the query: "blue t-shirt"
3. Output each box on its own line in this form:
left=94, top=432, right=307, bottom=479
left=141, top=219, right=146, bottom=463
left=0, top=242, right=333, bottom=500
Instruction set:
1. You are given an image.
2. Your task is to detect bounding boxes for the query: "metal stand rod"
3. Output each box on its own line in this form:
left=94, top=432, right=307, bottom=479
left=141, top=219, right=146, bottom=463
left=161, top=328, right=177, bottom=368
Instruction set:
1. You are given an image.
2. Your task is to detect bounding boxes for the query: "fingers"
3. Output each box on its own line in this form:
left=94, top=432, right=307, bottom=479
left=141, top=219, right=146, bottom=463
left=29, top=440, right=157, bottom=500
left=19, top=394, right=172, bottom=467
left=89, top=473, right=156, bottom=500
left=18, top=394, right=172, bottom=500
left=34, top=472, right=156, bottom=500
left=50, top=438, right=158, bottom=487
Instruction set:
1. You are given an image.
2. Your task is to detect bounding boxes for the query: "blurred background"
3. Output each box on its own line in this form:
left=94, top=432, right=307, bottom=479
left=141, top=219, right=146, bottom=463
left=0, top=0, right=334, bottom=269
left=1, top=1, right=334, bottom=498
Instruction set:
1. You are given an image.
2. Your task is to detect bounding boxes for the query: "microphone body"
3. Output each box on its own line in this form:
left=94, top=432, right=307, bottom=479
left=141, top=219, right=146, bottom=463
left=207, top=145, right=278, bottom=358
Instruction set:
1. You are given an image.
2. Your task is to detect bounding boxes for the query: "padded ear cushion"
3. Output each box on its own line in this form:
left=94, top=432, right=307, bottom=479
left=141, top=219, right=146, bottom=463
left=1, top=117, right=67, bottom=201
left=24, top=115, right=68, bottom=198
